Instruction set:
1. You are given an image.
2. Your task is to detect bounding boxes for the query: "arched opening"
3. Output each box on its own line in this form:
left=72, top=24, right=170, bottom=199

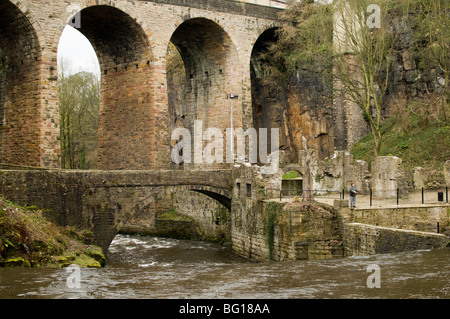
left=281, top=170, right=303, bottom=197
left=57, top=26, right=100, bottom=169
left=167, top=18, right=240, bottom=168
left=65, top=5, right=154, bottom=170
left=0, top=1, right=42, bottom=166
left=250, top=27, right=289, bottom=163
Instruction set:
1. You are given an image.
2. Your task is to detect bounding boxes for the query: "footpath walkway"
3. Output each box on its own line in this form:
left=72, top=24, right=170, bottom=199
left=272, top=190, right=449, bottom=209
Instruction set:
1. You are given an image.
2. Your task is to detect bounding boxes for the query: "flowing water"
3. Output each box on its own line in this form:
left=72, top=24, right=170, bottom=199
left=0, top=234, right=448, bottom=299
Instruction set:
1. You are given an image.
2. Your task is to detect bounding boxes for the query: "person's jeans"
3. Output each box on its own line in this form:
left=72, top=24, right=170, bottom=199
left=350, top=195, right=356, bottom=207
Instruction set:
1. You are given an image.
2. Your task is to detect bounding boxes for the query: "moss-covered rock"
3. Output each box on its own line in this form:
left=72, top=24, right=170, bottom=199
left=84, top=247, right=106, bottom=267
left=0, top=197, right=106, bottom=268
left=2, top=257, right=31, bottom=268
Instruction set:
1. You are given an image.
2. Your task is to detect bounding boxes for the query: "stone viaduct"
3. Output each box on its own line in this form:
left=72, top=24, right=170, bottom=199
left=0, top=0, right=283, bottom=170
left=0, top=0, right=286, bottom=253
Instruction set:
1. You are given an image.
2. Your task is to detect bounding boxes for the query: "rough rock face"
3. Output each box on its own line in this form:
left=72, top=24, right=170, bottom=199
left=251, top=63, right=335, bottom=162
left=251, top=11, right=447, bottom=160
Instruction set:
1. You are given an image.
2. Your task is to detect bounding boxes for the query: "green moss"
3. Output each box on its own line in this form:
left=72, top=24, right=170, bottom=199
left=158, top=209, right=194, bottom=222
left=83, top=247, right=106, bottom=267
left=265, top=202, right=283, bottom=261
left=2, top=257, right=31, bottom=268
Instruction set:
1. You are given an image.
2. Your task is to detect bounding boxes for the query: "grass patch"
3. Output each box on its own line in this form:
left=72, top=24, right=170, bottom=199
left=282, top=170, right=302, bottom=179
left=351, top=113, right=450, bottom=171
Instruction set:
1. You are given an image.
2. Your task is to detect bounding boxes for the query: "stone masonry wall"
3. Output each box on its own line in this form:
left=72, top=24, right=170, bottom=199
left=231, top=199, right=345, bottom=262
left=344, top=223, right=448, bottom=256
left=341, top=205, right=450, bottom=236
left=231, top=165, right=345, bottom=262
left=0, top=2, right=48, bottom=167
left=172, top=191, right=231, bottom=242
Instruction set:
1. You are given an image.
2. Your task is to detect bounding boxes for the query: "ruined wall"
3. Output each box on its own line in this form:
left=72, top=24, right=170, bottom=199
left=231, top=199, right=345, bottom=262
left=294, top=150, right=370, bottom=194
left=371, top=156, right=404, bottom=198
left=288, top=150, right=444, bottom=197
left=230, top=165, right=345, bottom=261
left=412, top=165, right=449, bottom=191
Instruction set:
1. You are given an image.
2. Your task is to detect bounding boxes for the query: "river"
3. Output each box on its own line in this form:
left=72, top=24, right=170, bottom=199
left=0, top=234, right=448, bottom=299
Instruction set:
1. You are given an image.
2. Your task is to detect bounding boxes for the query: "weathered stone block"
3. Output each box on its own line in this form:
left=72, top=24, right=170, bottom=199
left=371, top=156, right=402, bottom=199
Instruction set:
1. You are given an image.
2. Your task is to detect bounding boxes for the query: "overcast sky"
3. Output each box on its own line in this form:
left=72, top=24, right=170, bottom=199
left=57, top=25, right=100, bottom=76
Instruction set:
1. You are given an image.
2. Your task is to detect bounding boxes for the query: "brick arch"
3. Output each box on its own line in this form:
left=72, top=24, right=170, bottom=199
left=167, top=17, right=241, bottom=169
left=55, top=1, right=155, bottom=51
left=0, top=1, right=44, bottom=167
left=56, top=4, right=157, bottom=170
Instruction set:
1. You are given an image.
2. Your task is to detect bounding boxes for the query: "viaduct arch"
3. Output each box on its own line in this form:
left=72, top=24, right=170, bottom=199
left=0, top=0, right=281, bottom=170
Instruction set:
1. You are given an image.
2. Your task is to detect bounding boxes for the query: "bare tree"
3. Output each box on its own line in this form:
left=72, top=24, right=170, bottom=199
left=333, top=0, right=395, bottom=157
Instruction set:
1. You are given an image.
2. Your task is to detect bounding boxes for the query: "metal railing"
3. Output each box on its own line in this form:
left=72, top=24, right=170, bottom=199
left=266, top=186, right=449, bottom=206
left=342, top=187, right=449, bottom=206
left=266, top=188, right=343, bottom=201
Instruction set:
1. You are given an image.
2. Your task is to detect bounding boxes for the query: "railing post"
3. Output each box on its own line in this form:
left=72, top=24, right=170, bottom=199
left=397, top=188, right=399, bottom=206
left=437, top=222, right=440, bottom=234
left=422, top=187, right=424, bottom=204
left=370, top=188, right=372, bottom=207
left=342, top=189, right=345, bottom=200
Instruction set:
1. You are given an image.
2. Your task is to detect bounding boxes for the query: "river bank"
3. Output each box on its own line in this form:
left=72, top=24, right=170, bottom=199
left=0, top=198, right=105, bottom=268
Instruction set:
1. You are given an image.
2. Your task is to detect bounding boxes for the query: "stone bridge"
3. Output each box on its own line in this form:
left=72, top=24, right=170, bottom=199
left=0, top=168, right=234, bottom=252
left=0, top=0, right=282, bottom=170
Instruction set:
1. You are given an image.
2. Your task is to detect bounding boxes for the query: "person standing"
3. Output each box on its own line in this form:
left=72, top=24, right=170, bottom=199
left=350, top=183, right=358, bottom=208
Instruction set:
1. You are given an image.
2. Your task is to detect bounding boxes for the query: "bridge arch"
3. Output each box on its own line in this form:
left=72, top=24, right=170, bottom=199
left=101, top=184, right=232, bottom=252
left=0, top=1, right=44, bottom=167
left=58, top=4, right=156, bottom=170
left=167, top=18, right=241, bottom=168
